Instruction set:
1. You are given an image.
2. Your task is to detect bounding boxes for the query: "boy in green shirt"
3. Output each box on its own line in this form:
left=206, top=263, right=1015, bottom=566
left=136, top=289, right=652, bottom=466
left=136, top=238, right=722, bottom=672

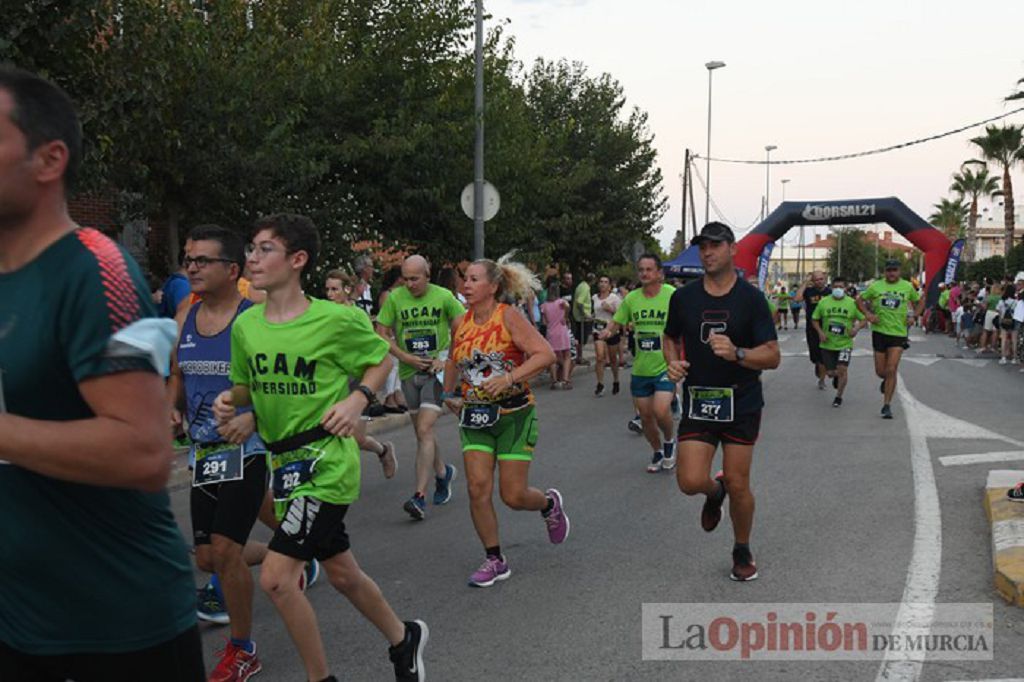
left=214, top=214, right=427, bottom=682
left=811, top=276, right=867, bottom=408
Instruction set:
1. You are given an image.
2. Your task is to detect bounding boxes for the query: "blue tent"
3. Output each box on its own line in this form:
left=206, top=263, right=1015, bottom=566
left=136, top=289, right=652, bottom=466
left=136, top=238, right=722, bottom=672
left=662, top=245, right=703, bottom=277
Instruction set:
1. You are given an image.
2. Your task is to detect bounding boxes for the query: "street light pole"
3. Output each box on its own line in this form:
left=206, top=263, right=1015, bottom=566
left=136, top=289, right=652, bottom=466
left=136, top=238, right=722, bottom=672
left=472, top=0, right=485, bottom=260
left=704, top=60, right=725, bottom=227
left=764, top=145, right=776, bottom=222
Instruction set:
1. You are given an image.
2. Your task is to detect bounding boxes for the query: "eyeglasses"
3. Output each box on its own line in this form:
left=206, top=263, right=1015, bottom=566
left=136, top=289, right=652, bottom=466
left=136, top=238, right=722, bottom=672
left=184, top=256, right=233, bottom=268
left=245, top=243, right=288, bottom=260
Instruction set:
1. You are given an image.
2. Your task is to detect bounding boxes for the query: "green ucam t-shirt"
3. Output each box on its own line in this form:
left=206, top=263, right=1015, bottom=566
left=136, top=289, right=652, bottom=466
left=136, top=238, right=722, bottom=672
left=861, top=278, right=921, bottom=338
left=377, top=283, right=464, bottom=380
left=812, top=295, right=865, bottom=351
left=938, top=290, right=950, bottom=310
left=230, top=298, right=390, bottom=508
left=613, top=283, right=675, bottom=377
left=0, top=228, right=194, bottom=655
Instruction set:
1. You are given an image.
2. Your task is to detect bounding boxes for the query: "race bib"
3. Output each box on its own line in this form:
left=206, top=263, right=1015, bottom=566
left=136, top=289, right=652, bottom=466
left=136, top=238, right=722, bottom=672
left=593, top=321, right=607, bottom=333
left=192, top=443, right=244, bottom=487
left=881, top=295, right=901, bottom=310
left=828, top=322, right=846, bottom=337
left=638, top=336, right=662, bottom=352
left=460, top=403, right=500, bottom=429
left=687, top=386, right=734, bottom=422
left=272, top=446, right=322, bottom=501
left=838, top=348, right=852, bottom=363
left=406, top=333, right=438, bottom=356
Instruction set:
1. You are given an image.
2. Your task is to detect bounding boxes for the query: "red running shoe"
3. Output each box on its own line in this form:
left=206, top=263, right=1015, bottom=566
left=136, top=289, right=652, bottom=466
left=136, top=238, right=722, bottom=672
left=209, top=640, right=262, bottom=682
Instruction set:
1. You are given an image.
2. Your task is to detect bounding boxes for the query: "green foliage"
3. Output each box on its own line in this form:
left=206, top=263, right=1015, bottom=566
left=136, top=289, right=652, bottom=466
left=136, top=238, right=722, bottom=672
left=967, top=256, right=1006, bottom=282
left=928, top=197, right=969, bottom=239
left=827, top=228, right=874, bottom=282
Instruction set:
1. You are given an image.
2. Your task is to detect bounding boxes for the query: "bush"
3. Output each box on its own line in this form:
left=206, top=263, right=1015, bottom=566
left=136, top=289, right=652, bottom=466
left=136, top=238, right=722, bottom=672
left=966, top=256, right=1005, bottom=282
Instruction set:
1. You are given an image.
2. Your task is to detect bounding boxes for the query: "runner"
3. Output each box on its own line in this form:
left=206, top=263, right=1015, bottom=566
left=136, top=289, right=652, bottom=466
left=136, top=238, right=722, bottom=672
left=795, top=271, right=831, bottom=389
left=592, top=275, right=622, bottom=396
left=442, top=255, right=569, bottom=587
left=775, top=286, right=791, bottom=329
left=857, top=259, right=924, bottom=419
left=213, top=214, right=427, bottom=681
left=663, top=222, right=780, bottom=582
left=600, top=254, right=677, bottom=473
left=810, top=275, right=867, bottom=408
left=377, top=255, right=464, bottom=521
left=0, top=66, right=203, bottom=680
left=324, top=269, right=398, bottom=479
left=169, top=224, right=268, bottom=680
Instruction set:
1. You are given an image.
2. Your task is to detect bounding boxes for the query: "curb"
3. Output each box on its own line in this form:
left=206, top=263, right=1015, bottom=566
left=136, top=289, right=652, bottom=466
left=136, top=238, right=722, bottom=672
left=984, top=469, right=1024, bottom=607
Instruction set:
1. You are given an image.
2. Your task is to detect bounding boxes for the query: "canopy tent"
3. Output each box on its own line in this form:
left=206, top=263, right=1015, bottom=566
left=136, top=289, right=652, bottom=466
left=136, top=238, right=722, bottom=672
left=662, top=245, right=703, bottom=277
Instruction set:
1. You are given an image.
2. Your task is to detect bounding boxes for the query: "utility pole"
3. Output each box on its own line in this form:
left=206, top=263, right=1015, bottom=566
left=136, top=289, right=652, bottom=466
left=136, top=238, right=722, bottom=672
left=681, top=149, right=690, bottom=242
left=472, top=0, right=485, bottom=260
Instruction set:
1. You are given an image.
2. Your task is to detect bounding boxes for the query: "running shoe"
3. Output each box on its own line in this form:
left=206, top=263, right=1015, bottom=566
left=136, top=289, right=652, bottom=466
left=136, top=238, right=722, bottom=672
left=433, top=464, right=457, bottom=505
left=468, top=555, right=512, bottom=587
left=1008, top=482, right=1024, bottom=503
left=197, top=584, right=230, bottom=625
left=379, top=441, right=398, bottom=479
left=880, top=379, right=885, bottom=394
left=403, top=494, right=427, bottom=520
left=832, top=396, right=842, bottom=408
left=646, top=451, right=664, bottom=473
left=881, top=404, right=893, bottom=420
left=817, top=378, right=825, bottom=390
left=595, top=383, right=605, bottom=397
left=661, top=442, right=677, bottom=470
left=627, top=416, right=643, bottom=434
left=209, top=640, right=261, bottom=682
left=388, top=620, right=429, bottom=682
left=612, top=381, right=620, bottom=395
left=302, top=559, right=320, bottom=590
left=542, top=488, right=570, bottom=544
left=670, top=395, right=681, bottom=419
left=701, top=471, right=726, bottom=532
left=730, top=545, right=759, bottom=582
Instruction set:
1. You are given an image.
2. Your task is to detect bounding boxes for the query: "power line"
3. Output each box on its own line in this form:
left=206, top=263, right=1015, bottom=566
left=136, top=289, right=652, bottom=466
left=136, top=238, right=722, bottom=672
left=693, top=106, right=1024, bottom=165
left=688, top=158, right=761, bottom=234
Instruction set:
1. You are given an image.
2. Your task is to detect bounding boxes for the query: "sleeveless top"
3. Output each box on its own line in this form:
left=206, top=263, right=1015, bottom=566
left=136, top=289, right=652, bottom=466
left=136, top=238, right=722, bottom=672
left=178, top=299, right=265, bottom=454
left=451, top=303, right=534, bottom=412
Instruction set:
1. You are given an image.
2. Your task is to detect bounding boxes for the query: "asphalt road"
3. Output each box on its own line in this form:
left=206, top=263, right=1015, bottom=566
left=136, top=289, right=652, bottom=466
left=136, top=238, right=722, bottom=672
left=168, top=326, right=1024, bottom=681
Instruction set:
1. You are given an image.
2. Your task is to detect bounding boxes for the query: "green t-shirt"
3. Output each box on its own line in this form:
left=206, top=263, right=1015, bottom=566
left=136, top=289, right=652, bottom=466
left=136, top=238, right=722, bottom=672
left=573, top=281, right=592, bottom=319
left=812, top=295, right=865, bottom=351
left=613, top=284, right=675, bottom=377
left=377, top=283, right=464, bottom=380
left=938, top=290, right=950, bottom=310
left=986, top=294, right=999, bottom=310
left=764, top=292, right=777, bottom=315
left=230, top=298, right=390, bottom=506
left=861, top=278, right=920, bottom=338
left=775, top=291, right=791, bottom=307
left=0, top=229, right=194, bottom=654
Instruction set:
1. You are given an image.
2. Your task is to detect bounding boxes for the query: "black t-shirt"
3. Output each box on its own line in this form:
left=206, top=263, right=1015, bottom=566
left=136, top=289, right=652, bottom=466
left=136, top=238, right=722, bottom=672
left=664, top=277, right=778, bottom=417
left=801, top=286, right=831, bottom=315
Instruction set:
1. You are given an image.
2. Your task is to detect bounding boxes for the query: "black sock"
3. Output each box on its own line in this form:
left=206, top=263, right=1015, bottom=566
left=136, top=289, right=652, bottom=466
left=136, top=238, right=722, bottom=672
left=317, top=676, right=338, bottom=682
left=734, top=542, right=750, bottom=553
left=542, top=497, right=554, bottom=515
left=485, top=545, right=501, bottom=559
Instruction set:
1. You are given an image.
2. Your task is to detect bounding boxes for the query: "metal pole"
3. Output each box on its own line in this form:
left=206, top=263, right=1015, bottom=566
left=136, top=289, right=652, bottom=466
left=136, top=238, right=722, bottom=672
left=681, top=149, right=690, bottom=242
left=764, top=145, right=775, bottom=218
left=704, top=72, right=713, bottom=227
left=837, top=230, right=842, bottom=279
left=473, top=0, right=485, bottom=260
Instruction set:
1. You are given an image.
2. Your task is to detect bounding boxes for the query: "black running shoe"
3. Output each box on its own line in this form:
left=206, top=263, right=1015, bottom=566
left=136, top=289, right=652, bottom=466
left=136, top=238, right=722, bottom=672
left=389, top=620, right=429, bottom=681
left=832, top=396, right=842, bottom=408
left=595, top=383, right=605, bottom=397
left=700, top=472, right=726, bottom=532
left=730, top=546, right=759, bottom=582
left=627, top=417, right=643, bottom=434
left=880, top=380, right=885, bottom=394
left=881, top=404, right=893, bottom=419
left=612, top=381, right=620, bottom=395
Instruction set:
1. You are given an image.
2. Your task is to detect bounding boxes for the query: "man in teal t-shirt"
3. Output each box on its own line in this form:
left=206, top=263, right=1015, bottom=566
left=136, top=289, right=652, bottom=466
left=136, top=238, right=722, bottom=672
left=214, top=214, right=427, bottom=681
left=857, top=259, right=924, bottom=419
left=377, top=255, right=465, bottom=520
left=0, top=67, right=201, bottom=678
left=602, top=254, right=677, bottom=472
left=812, top=276, right=866, bottom=408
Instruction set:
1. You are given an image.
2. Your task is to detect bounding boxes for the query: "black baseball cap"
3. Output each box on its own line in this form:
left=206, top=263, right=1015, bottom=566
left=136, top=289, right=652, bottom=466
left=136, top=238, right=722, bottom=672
left=691, top=222, right=736, bottom=246
left=884, top=259, right=901, bottom=270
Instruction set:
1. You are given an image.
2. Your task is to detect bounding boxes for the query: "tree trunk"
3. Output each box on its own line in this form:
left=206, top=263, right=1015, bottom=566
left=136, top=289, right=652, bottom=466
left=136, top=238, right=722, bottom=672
left=1004, top=166, right=1014, bottom=270
left=966, top=196, right=978, bottom=263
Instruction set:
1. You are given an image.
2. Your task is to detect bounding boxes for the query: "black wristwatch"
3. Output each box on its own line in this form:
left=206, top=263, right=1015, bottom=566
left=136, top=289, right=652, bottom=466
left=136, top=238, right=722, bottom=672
left=354, top=384, right=376, bottom=404
left=735, top=348, right=747, bottom=363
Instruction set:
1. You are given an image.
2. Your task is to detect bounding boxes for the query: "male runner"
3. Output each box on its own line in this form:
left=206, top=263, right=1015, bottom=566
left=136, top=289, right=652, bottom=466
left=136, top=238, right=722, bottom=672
left=664, top=222, right=780, bottom=581
left=169, top=225, right=268, bottom=680
left=0, top=66, right=202, bottom=680
left=601, top=254, right=676, bottom=473
left=811, top=275, right=866, bottom=408
left=795, top=270, right=831, bottom=389
left=214, top=214, right=427, bottom=681
left=857, top=259, right=924, bottom=419
left=377, top=255, right=464, bottom=520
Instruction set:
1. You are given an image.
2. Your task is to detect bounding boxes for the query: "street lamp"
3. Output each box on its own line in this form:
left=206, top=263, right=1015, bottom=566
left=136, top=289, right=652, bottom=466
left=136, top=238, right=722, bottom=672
left=764, top=145, right=777, bottom=221
left=704, top=60, right=726, bottom=227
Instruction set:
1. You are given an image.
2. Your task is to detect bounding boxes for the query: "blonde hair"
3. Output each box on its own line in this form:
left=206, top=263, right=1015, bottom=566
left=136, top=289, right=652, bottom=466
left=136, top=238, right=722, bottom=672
left=473, top=252, right=541, bottom=303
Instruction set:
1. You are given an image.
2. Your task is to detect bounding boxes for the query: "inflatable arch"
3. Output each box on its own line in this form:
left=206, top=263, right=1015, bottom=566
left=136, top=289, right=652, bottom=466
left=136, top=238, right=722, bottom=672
left=735, top=198, right=952, bottom=306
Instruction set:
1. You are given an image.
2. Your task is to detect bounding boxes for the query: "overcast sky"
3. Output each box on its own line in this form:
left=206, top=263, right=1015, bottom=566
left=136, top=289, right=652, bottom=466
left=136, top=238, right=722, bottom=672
left=487, top=0, right=1024, bottom=249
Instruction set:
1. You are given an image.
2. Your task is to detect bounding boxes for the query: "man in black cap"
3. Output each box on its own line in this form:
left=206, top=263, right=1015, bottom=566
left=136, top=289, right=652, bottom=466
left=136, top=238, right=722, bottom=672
left=663, top=222, right=780, bottom=581
left=857, top=259, right=923, bottom=419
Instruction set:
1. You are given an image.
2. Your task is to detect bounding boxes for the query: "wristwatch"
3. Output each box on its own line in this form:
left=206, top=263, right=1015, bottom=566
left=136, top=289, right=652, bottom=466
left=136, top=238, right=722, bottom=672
left=354, top=384, right=375, bottom=403
left=735, top=348, right=747, bottom=363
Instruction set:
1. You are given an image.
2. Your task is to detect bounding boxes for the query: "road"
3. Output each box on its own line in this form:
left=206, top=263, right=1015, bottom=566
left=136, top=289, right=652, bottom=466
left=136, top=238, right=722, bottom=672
left=168, top=328, right=1024, bottom=681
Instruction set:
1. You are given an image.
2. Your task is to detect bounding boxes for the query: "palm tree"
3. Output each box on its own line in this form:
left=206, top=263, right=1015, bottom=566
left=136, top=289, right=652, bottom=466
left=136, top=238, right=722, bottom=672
left=950, top=165, right=1000, bottom=262
left=969, top=124, right=1024, bottom=261
left=928, top=197, right=969, bottom=241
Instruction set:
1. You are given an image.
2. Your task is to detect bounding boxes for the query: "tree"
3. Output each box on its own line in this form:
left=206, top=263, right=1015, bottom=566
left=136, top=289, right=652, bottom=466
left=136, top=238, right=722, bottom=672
left=969, top=124, right=1024, bottom=264
left=967, top=256, right=1006, bottom=282
left=827, top=228, right=874, bottom=282
left=928, top=197, right=969, bottom=241
left=949, top=165, right=999, bottom=262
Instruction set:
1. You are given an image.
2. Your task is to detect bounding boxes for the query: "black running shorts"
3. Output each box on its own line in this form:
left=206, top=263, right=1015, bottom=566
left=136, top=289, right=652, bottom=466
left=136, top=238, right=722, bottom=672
left=805, top=325, right=823, bottom=365
left=191, top=453, right=268, bottom=547
left=677, top=411, right=762, bottom=447
left=871, top=331, right=909, bottom=353
left=820, top=348, right=852, bottom=371
left=269, top=497, right=351, bottom=562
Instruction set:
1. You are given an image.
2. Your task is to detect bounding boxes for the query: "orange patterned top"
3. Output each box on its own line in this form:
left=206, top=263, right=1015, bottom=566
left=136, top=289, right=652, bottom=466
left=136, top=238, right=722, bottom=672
left=450, top=303, right=534, bottom=411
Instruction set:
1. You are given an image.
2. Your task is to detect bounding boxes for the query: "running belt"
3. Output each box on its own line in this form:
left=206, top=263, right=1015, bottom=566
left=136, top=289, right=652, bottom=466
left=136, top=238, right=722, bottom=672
left=266, top=425, right=333, bottom=454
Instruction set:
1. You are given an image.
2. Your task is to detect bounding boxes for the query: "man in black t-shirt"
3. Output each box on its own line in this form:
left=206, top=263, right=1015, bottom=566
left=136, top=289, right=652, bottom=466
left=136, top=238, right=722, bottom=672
left=795, top=271, right=831, bottom=389
left=664, top=223, right=780, bottom=582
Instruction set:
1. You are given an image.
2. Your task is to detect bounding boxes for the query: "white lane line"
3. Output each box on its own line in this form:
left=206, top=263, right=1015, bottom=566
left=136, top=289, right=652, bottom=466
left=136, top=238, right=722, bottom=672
left=992, top=519, right=1024, bottom=553
left=940, top=451, right=1024, bottom=467
left=875, top=376, right=942, bottom=682
left=943, top=679, right=1024, bottom=682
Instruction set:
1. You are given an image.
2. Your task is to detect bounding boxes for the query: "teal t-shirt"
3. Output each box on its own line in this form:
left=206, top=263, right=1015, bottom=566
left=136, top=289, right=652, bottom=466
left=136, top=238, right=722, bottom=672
left=0, top=229, right=194, bottom=654
left=861, top=278, right=920, bottom=338
left=230, top=298, right=390, bottom=507
left=812, top=295, right=865, bottom=351
left=377, top=284, right=464, bottom=380
left=613, top=284, right=675, bottom=377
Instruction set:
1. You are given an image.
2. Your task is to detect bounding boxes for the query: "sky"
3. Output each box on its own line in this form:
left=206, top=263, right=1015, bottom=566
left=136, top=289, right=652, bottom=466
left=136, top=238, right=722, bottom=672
left=487, top=0, right=1024, bottom=250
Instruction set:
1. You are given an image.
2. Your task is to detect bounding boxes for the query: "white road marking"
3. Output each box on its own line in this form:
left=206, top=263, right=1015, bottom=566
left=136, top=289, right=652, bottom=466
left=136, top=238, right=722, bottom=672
left=992, top=519, right=1024, bottom=552
left=903, top=357, right=942, bottom=366
left=952, top=359, right=991, bottom=368
left=940, top=451, right=1024, bottom=467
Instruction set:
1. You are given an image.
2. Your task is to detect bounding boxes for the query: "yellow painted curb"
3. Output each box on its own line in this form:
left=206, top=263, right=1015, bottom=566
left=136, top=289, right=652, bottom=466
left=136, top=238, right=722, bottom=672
left=985, top=470, right=1024, bottom=607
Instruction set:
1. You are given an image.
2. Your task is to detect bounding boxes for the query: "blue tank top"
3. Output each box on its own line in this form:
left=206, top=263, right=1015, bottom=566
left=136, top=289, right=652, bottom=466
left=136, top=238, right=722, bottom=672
left=178, top=299, right=265, bottom=455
